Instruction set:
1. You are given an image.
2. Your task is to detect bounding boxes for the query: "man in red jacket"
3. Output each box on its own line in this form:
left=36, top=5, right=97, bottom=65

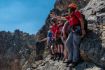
left=51, top=3, right=86, bottom=67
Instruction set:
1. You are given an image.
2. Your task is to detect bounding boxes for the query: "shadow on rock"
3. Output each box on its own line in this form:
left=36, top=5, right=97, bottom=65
left=80, top=30, right=105, bottom=69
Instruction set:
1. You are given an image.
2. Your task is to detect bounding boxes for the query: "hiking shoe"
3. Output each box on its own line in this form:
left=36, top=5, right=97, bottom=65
left=50, top=54, right=55, bottom=60
left=66, top=60, right=72, bottom=67
left=60, top=55, right=64, bottom=60
left=63, top=60, right=68, bottom=63
left=71, top=62, right=78, bottom=67
left=63, top=60, right=72, bottom=63
left=56, top=56, right=60, bottom=62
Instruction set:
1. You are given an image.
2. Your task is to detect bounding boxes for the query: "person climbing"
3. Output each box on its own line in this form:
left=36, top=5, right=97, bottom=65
left=55, top=19, right=69, bottom=62
left=50, top=3, right=86, bottom=67
left=55, top=20, right=64, bottom=61
left=58, top=20, right=70, bottom=62
left=65, top=3, right=86, bottom=67
left=62, top=21, right=70, bottom=63
left=47, top=25, right=55, bottom=59
left=50, top=18, right=60, bottom=60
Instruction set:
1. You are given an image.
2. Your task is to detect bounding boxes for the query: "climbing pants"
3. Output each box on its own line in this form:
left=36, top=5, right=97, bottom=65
left=66, top=31, right=81, bottom=62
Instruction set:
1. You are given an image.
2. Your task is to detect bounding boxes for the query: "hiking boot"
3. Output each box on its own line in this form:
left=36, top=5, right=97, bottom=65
left=60, top=53, right=64, bottom=60
left=56, top=56, right=60, bottom=61
left=50, top=56, right=54, bottom=60
left=55, top=53, right=60, bottom=61
left=53, top=54, right=56, bottom=61
left=63, top=59, right=68, bottom=63
left=66, top=60, right=72, bottom=67
left=71, top=62, right=78, bottom=67
left=50, top=54, right=54, bottom=60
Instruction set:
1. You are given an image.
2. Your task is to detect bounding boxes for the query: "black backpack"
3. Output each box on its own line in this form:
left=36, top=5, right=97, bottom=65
left=74, top=13, right=88, bottom=33
left=81, top=14, right=88, bottom=33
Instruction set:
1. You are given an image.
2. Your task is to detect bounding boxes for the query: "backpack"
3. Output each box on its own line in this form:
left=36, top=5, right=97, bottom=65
left=74, top=12, right=88, bottom=33
left=81, top=14, right=88, bottom=33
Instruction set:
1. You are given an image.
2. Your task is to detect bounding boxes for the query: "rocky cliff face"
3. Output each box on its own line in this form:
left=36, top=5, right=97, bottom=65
left=80, top=0, right=105, bottom=68
left=82, top=0, right=105, bottom=19
left=34, top=0, right=105, bottom=70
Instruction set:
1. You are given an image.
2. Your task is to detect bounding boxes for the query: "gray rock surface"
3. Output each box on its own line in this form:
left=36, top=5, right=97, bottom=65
left=26, top=55, right=103, bottom=70
left=79, top=0, right=105, bottom=68
left=82, top=0, right=105, bottom=21
left=80, top=30, right=105, bottom=68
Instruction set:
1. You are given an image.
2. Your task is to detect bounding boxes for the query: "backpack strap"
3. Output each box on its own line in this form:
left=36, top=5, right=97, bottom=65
left=71, top=11, right=82, bottom=32
left=73, top=11, right=81, bottom=24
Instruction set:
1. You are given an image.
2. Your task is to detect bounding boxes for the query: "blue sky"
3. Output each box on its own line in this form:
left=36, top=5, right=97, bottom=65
left=0, top=0, right=55, bottom=34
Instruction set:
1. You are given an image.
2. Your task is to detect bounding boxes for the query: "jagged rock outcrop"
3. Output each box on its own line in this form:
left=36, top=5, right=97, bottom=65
left=27, top=55, right=103, bottom=70
left=79, top=0, right=105, bottom=68
left=82, top=0, right=105, bottom=20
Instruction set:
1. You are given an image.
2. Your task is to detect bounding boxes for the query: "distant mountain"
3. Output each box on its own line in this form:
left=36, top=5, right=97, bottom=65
left=0, top=30, right=37, bottom=70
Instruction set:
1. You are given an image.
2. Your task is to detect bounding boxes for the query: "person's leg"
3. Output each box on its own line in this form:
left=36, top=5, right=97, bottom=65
left=57, top=44, right=61, bottom=61
left=57, top=38, right=62, bottom=61
left=63, top=41, right=68, bottom=61
left=64, top=46, right=68, bottom=59
left=51, top=45, right=54, bottom=54
left=65, top=32, right=73, bottom=62
left=59, top=38, right=64, bottom=60
left=48, top=40, right=53, bottom=59
left=53, top=46, right=57, bottom=60
left=72, top=32, right=81, bottom=63
left=54, top=38, right=61, bottom=60
left=61, top=36, right=67, bottom=60
left=58, top=44, right=60, bottom=55
left=47, top=37, right=52, bottom=55
left=50, top=41, right=56, bottom=60
left=47, top=37, right=50, bottom=48
left=50, top=39, right=55, bottom=60
left=60, top=44, right=64, bottom=60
